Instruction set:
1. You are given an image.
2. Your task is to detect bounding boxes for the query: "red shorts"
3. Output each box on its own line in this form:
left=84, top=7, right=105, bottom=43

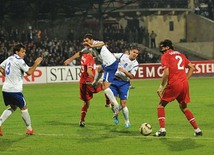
left=80, top=82, right=102, bottom=102
left=161, top=80, right=190, bottom=104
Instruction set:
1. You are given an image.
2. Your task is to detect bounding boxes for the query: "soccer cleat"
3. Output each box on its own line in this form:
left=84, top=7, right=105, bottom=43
left=0, top=127, right=3, bottom=136
left=113, top=105, right=119, bottom=118
left=153, top=130, right=166, bottom=137
left=114, top=116, right=119, bottom=125
left=125, top=121, right=130, bottom=128
left=79, top=121, right=85, bottom=127
left=26, top=129, right=34, bottom=135
left=129, top=86, right=135, bottom=89
left=194, top=131, right=202, bottom=136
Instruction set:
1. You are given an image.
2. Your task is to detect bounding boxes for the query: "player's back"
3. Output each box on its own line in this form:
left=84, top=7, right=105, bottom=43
left=92, top=40, right=116, bottom=66
left=162, top=50, right=189, bottom=85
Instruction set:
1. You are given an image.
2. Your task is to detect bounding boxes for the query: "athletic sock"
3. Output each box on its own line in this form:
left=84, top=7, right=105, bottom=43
left=21, top=109, right=32, bottom=130
left=80, top=104, right=88, bottom=122
left=158, top=107, right=165, bottom=128
left=184, top=109, right=198, bottom=129
left=104, top=88, right=119, bottom=108
left=0, top=108, right=14, bottom=126
left=122, top=106, right=129, bottom=121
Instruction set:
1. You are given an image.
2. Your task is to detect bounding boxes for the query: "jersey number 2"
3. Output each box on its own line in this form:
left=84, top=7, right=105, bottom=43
left=175, top=55, right=184, bottom=70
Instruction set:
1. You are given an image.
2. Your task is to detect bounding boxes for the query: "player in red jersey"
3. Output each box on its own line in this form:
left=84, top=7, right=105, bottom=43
left=65, top=50, right=103, bottom=127
left=154, top=39, right=202, bottom=137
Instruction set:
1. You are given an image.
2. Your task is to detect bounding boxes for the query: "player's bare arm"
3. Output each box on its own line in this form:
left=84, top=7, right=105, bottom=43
left=157, top=68, right=169, bottom=97
left=118, top=67, right=134, bottom=79
left=186, top=63, right=195, bottom=79
left=0, top=67, right=5, bottom=76
left=83, top=41, right=104, bottom=48
left=26, top=57, right=43, bottom=76
left=64, top=52, right=80, bottom=65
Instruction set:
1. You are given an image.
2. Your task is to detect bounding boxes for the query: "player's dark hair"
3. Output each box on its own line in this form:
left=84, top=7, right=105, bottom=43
left=13, top=43, right=26, bottom=53
left=130, top=46, right=140, bottom=53
left=159, top=39, right=174, bottom=50
left=84, top=33, right=93, bottom=40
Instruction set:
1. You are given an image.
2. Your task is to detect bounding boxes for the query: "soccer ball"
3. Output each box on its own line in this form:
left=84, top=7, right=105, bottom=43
left=139, top=123, right=152, bottom=136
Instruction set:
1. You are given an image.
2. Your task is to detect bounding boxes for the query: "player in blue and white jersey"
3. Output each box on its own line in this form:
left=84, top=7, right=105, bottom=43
left=0, top=44, right=43, bottom=136
left=82, top=34, right=120, bottom=117
left=108, top=47, right=139, bottom=128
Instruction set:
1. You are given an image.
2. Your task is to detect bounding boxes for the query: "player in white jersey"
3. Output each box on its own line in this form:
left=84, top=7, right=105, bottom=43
left=0, top=44, right=42, bottom=136
left=82, top=34, right=120, bottom=117
left=108, top=47, right=139, bottom=128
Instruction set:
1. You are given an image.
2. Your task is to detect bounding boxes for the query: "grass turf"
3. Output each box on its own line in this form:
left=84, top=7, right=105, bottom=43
left=0, top=77, right=213, bottom=155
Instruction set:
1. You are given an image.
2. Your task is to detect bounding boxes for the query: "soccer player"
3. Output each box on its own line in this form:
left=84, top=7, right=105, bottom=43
left=82, top=34, right=120, bottom=117
left=108, top=47, right=139, bottom=128
left=153, top=39, right=202, bottom=137
left=0, top=43, right=43, bottom=136
left=79, top=51, right=103, bottom=127
left=64, top=49, right=103, bottom=127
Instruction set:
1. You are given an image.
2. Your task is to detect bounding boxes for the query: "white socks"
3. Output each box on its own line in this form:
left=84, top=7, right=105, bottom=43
left=21, top=109, right=32, bottom=130
left=0, top=108, right=14, bottom=126
left=122, top=106, right=129, bottom=121
left=104, top=88, right=119, bottom=108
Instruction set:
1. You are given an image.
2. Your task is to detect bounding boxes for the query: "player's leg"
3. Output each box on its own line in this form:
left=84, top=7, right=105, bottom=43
left=102, top=63, right=119, bottom=116
left=79, top=84, right=92, bottom=127
left=119, top=82, right=130, bottom=128
left=0, top=106, right=15, bottom=136
left=179, top=104, right=202, bottom=136
left=121, top=100, right=130, bottom=128
left=154, top=100, right=168, bottom=137
left=80, top=101, right=90, bottom=127
left=0, top=92, right=18, bottom=136
left=178, top=82, right=202, bottom=136
left=21, top=106, right=34, bottom=135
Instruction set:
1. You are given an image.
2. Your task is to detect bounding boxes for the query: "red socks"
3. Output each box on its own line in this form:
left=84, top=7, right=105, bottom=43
left=80, top=104, right=88, bottom=122
left=184, top=109, right=198, bottom=129
left=158, top=107, right=165, bottom=128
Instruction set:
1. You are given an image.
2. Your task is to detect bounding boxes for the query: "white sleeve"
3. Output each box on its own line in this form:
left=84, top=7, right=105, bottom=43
left=130, top=61, right=139, bottom=77
left=18, top=59, right=30, bottom=73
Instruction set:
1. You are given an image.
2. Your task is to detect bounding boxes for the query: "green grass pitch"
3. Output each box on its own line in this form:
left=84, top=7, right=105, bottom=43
left=0, top=77, right=213, bottom=155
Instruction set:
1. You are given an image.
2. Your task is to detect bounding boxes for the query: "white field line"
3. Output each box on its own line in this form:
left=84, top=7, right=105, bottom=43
left=10, top=133, right=214, bottom=140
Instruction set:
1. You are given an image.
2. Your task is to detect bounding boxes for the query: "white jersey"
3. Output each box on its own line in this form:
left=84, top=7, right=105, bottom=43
left=92, top=40, right=116, bottom=66
left=113, top=53, right=139, bottom=82
left=0, top=54, right=30, bottom=92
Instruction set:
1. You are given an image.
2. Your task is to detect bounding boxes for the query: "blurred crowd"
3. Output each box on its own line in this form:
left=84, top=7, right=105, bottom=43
left=194, top=0, right=214, bottom=20
left=0, top=27, right=160, bottom=67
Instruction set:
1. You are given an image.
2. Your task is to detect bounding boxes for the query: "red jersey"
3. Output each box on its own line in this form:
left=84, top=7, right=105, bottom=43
left=80, top=53, right=96, bottom=84
left=161, top=49, right=190, bottom=86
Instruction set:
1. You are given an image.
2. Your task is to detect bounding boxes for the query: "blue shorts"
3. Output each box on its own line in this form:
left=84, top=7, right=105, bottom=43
left=102, top=61, right=118, bottom=83
left=110, top=78, right=130, bottom=100
left=2, top=92, right=27, bottom=108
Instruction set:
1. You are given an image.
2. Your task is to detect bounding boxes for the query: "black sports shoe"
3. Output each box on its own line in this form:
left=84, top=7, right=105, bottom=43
left=79, top=121, right=85, bottom=127
left=194, top=131, right=202, bottom=136
left=153, top=130, right=166, bottom=137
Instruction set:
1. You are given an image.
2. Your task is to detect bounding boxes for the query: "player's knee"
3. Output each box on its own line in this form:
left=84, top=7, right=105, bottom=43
left=159, top=100, right=168, bottom=107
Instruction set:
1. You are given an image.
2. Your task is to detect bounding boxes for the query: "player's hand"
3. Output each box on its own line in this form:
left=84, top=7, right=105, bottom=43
left=157, top=88, right=162, bottom=98
left=35, top=57, right=43, bottom=66
left=64, top=59, right=70, bottom=65
left=118, top=67, right=126, bottom=73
